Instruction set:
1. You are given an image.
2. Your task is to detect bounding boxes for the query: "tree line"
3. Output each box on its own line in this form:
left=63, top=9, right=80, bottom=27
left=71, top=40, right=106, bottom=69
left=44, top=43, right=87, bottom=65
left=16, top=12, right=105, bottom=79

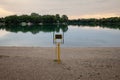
left=0, top=13, right=68, bottom=25
left=68, top=17, right=120, bottom=26
left=0, top=13, right=120, bottom=26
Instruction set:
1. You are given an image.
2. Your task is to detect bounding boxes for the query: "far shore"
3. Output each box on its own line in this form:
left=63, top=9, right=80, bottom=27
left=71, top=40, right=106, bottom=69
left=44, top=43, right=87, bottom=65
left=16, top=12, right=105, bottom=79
left=0, top=47, right=120, bottom=80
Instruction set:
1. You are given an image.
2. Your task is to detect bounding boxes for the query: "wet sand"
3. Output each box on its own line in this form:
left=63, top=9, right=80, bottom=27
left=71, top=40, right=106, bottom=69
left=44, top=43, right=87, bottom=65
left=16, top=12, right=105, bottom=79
left=0, top=47, right=120, bottom=80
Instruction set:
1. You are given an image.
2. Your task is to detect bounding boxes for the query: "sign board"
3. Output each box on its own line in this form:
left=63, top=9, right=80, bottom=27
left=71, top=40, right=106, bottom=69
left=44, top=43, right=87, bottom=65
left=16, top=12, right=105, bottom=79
left=55, top=34, right=62, bottom=39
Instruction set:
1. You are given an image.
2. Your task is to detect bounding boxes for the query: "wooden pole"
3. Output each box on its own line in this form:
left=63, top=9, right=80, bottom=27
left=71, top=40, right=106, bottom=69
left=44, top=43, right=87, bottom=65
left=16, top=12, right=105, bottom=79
left=57, top=43, right=61, bottom=63
left=55, top=43, right=57, bottom=60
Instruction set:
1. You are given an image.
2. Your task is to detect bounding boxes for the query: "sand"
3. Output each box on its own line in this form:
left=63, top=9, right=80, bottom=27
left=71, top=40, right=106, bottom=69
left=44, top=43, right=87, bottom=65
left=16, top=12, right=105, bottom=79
left=0, top=47, right=120, bottom=80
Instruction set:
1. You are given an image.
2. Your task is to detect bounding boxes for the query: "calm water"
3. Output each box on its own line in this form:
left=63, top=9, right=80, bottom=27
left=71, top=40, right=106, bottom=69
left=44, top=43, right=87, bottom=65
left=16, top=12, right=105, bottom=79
left=0, top=25, right=120, bottom=47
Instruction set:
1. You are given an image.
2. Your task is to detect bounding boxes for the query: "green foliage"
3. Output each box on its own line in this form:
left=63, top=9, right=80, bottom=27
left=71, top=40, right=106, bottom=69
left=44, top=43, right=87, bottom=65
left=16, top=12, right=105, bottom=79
left=31, top=13, right=39, bottom=17
left=5, top=15, right=19, bottom=24
left=0, top=17, right=4, bottom=22
left=69, top=17, right=120, bottom=24
left=61, top=15, right=68, bottom=23
left=18, top=15, right=31, bottom=23
left=1, top=13, right=68, bottom=25
left=69, top=17, right=120, bottom=28
left=68, top=17, right=120, bottom=30
left=55, top=14, right=60, bottom=22
left=1, top=13, right=120, bottom=29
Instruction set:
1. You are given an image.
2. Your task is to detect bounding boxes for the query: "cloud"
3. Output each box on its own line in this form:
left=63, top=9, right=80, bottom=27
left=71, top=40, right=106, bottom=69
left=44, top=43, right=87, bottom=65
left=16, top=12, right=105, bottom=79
left=0, top=0, right=120, bottom=18
left=69, top=13, right=120, bottom=19
left=0, top=8, right=14, bottom=17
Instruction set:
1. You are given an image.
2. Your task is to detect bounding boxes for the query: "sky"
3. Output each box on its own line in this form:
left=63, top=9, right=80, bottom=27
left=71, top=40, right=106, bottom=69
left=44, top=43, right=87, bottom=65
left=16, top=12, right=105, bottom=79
left=0, top=0, right=120, bottom=19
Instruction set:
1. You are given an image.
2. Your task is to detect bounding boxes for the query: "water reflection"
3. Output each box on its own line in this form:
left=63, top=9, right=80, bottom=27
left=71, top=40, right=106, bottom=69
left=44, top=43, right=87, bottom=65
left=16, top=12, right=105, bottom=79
left=69, top=24, right=120, bottom=30
left=0, top=30, right=9, bottom=37
left=0, top=24, right=120, bottom=35
left=0, top=25, right=68, bottom=34
left=0, top=24, right=120, bottom=47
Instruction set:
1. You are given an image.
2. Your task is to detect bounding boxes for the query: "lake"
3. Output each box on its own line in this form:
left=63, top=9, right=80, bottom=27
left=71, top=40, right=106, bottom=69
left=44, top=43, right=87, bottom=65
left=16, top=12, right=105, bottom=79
left=0, top=25, right=120, bottom=47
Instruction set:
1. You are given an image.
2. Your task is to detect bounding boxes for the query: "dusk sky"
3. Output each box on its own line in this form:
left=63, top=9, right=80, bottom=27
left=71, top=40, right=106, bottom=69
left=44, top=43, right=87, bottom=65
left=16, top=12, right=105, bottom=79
left=0, top=0, right=120, bottom=19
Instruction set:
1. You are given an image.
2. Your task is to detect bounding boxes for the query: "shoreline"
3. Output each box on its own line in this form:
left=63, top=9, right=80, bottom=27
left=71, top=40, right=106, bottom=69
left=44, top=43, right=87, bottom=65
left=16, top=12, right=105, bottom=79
left=0, top=47, right=120, bottom=80
left=1, top=46, right=120, bottom=48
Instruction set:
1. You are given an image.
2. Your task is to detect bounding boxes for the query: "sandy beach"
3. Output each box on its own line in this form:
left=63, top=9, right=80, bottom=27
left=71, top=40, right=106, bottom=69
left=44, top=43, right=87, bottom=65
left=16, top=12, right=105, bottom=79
left=0, top=47, right=120, bottom=80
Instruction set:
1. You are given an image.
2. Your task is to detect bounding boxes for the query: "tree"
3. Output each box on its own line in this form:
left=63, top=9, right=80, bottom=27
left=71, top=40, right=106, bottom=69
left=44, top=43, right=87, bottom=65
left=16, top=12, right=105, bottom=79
left=31, top=13, right=39, bottom=17
left=61, top=15, right=68, bottom=23
left=0, top=18, right=4, bottom=23
left=55, top=14, right=60, bottom=22
left=5, top=15, right=20, bottom=24
left=42, top=15, right=57, bottom=24
left=19, top=15, right=31, bottom=23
